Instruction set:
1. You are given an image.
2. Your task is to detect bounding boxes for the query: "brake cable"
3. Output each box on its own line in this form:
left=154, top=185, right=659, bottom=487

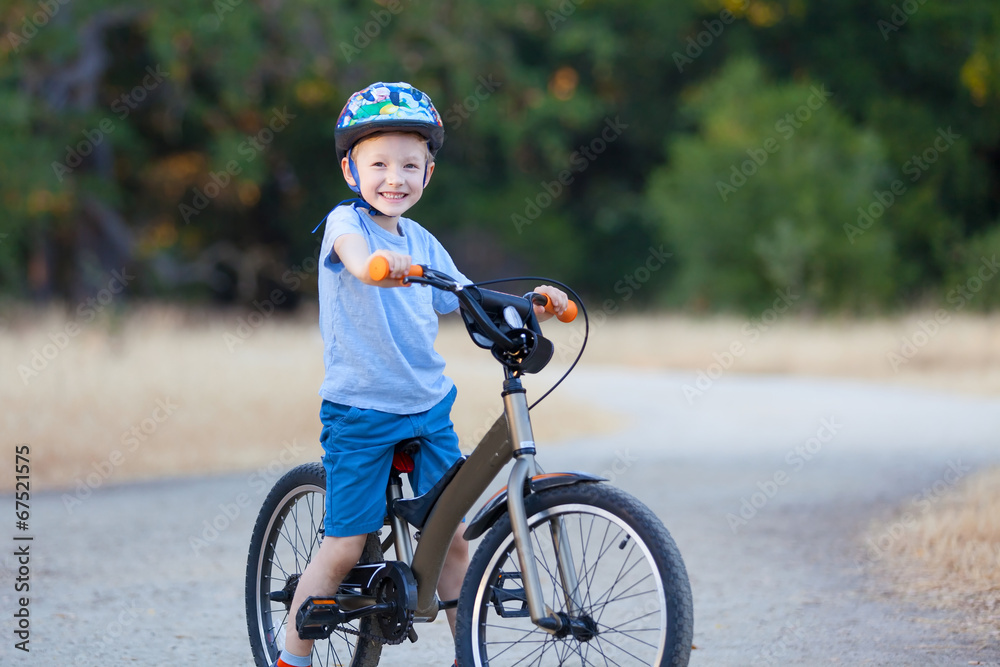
left=465, top=276, right=589, bottom=410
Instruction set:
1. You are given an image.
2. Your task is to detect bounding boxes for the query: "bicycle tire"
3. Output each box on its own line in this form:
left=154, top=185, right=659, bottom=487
left=245, top=462, right=384, bottom=667
left=456, top=483, right=693, bottom=666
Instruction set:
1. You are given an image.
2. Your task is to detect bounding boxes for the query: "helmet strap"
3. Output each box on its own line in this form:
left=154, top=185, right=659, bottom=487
left=347, top=153, right=388, bottom=218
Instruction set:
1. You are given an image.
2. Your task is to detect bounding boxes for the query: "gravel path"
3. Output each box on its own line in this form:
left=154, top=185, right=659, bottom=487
left=4, top=367, right=1000, bottom=666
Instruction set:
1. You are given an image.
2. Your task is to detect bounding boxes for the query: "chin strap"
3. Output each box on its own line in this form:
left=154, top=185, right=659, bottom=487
left=312, top=199, right=376, bottom=233
left=314, top=145, right=433, bottom=233
left=346, top=154, right=387, bottom=219
left=311, top=153, right=386, bottom=234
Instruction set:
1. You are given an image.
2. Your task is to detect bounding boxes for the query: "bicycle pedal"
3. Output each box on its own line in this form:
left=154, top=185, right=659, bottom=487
left=296, top=597, right=345, bottom=640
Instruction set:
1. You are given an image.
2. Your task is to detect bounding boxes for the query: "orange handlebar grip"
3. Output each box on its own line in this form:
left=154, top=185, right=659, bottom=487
left=369, top=256, right=423, bottom=282
left=541, top=294, right=578, bottom=323
left=369, top=256, right=391, bottom=281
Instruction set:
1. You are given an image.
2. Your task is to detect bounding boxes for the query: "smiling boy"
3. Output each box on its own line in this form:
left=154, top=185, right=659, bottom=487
left=276, top=82, right=568, bottom=667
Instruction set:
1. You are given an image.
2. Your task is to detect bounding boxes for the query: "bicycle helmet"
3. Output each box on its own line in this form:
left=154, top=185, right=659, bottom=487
left=335, top=81, right=444, bottom=161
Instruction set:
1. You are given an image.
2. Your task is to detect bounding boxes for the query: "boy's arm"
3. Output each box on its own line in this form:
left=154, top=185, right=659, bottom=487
left=333, top=233, right=412, bottom=287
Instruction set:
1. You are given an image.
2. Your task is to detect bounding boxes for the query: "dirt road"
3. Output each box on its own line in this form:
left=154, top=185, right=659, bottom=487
left=4, top=367, right=999, bottom=665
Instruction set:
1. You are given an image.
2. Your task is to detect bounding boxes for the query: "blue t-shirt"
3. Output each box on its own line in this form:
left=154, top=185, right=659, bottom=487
left=318, top=203, right=470, bottom=414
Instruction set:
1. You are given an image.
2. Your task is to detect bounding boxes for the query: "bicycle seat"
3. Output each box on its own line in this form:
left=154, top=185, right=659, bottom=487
left=391, top=439, right=422, bottom=473
left=392, top=456, right=466, bottom=529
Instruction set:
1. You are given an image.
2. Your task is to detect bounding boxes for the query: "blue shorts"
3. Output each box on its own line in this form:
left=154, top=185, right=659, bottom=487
left=320, top=386, right=462, bottom=537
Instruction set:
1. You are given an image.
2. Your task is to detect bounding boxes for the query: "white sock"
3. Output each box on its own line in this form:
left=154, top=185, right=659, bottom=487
left=278, top=648, right=311, bottom=667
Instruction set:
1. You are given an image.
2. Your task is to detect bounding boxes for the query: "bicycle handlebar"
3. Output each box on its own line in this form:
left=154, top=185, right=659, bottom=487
left=369, top=256, right=424, bottom=282
left=368, top=257, right=577, bottom=323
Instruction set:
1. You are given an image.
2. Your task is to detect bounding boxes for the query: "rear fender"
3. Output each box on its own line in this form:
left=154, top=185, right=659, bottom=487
left=462, top=472, right=606, bottom=541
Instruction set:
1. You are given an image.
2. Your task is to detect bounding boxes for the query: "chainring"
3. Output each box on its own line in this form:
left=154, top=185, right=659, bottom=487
left=370, top=562, right=418, bottom=643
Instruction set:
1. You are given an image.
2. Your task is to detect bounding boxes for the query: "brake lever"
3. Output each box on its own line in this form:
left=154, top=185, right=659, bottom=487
left=406, top=267, right=460, bottom=291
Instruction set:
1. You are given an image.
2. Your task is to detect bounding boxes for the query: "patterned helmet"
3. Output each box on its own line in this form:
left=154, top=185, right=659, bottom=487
left=335, top=82, right=445, bottom=160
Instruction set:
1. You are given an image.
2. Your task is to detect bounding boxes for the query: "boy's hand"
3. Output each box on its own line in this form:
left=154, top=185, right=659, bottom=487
left=332, top=234, right=413, bottom=286
left=532, top=285, right=568, bottom=322
left=367, top=250, right=413, bottom=285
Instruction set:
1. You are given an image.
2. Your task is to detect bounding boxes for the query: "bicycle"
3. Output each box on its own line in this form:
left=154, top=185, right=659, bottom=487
left=245, top=259, right=694, bottom=666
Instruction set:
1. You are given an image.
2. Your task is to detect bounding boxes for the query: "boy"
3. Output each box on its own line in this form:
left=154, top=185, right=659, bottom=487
left=277, top=82, right=569, bottom=667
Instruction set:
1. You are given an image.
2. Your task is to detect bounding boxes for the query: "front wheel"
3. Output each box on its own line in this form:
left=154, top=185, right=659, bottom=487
left=456, top=483, right=693, bottom=666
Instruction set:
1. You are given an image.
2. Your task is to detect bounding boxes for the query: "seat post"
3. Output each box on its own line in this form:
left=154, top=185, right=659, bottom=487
left=386, top=470, right=414, bottom=565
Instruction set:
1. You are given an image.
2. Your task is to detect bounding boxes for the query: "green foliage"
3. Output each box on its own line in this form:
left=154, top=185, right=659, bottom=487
left=647, top=59, right=895, bottom=312
left=944, top=224, right=1000, bottom=311
left=0, top=0, right=998, bottom=312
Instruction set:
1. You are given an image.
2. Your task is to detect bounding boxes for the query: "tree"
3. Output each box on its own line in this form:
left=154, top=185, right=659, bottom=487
left=647, top=58, right=896, bottom=312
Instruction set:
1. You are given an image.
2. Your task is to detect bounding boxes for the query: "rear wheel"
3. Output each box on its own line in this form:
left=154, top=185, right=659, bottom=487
left=245, top=462, right=384, bottom=667
left=456, top=483, right=693, bottom=666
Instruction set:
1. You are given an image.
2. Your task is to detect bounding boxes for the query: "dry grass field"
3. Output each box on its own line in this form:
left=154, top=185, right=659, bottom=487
left=864, top=467, right=1000, bottom=641
left=2, top=305, right=626, bottom=492
left=4, top=306, right=999, bottom=490
left=3, top=305, right=998, bottom=635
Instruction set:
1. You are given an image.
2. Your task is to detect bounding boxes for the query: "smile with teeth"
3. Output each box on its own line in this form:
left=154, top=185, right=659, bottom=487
left=379, top=192, right=407, bottom=200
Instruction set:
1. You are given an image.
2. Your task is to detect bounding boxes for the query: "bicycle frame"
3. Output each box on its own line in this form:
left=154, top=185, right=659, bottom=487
left=386, top=369, right=583, bottom=633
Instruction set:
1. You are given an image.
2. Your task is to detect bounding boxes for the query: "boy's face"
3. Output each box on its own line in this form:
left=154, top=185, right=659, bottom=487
left=341, top=132, right=434, bottom=218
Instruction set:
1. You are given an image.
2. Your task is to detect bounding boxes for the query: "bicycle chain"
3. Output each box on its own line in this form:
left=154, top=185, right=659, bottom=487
left=336, top=610, right=414, bottom=646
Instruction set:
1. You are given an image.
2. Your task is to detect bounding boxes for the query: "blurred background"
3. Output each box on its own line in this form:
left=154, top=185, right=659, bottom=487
left=4, top=0, right=1000, bottom=495
left=2, top=2, right=999, bottom=660
left=1, top=0, right=997, bottom=312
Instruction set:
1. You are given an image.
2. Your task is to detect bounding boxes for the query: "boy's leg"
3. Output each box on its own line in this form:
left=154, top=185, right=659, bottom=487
left=437, top=524, right=470, bottom=635
left=283, top=534, right=367, bottom=659
left=301, top=400, right=397, bottom=660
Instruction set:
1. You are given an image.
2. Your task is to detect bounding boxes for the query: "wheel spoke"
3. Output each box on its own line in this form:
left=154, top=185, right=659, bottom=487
left=248, top=468, right=382, bottom=667
left=589, top=629, right=655, bottom=665
left=467, top=489, right=688, bottom=666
